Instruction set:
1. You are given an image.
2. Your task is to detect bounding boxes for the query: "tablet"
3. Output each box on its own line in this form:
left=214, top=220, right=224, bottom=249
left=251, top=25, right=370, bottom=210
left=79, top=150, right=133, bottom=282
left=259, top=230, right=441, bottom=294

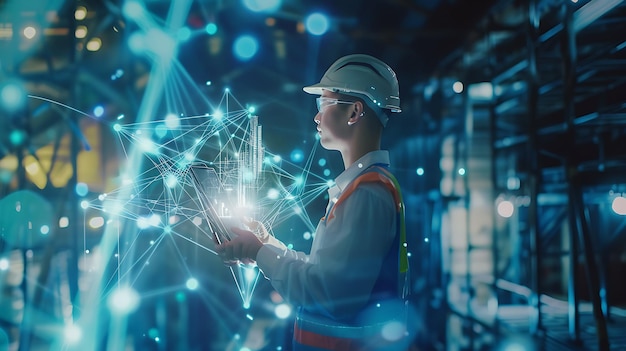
left=188, top=164, right=232, bottom=244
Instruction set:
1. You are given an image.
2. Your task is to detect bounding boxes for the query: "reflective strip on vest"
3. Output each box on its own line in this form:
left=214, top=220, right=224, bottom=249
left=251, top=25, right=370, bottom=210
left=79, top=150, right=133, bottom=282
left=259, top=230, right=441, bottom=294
left=324, top=166, right=408, bottom=273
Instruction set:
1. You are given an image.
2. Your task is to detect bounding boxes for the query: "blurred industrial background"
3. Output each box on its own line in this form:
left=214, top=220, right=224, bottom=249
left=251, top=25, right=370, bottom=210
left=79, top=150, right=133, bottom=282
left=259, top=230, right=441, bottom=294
left=1, top=0, right=626, bottom=350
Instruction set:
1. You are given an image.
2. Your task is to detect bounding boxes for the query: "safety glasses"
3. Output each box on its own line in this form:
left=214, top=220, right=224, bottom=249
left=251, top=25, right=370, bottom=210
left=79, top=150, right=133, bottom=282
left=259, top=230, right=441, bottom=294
left=315, top=97, right=355, bottom=113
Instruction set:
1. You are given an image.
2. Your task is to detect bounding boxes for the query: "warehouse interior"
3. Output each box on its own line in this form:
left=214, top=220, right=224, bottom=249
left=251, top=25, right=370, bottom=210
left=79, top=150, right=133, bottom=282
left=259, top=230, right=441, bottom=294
left=1, top=0, right=625, bottom=350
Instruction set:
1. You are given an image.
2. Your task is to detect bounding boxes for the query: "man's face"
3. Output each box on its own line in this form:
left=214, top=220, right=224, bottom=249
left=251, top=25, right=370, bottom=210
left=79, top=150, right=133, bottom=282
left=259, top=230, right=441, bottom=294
left=313, top=91, right=355, bottom=151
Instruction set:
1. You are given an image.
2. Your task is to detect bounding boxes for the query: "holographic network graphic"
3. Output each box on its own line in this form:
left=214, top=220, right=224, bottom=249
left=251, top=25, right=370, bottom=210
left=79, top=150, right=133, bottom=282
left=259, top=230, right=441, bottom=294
left=30, top=1, right=333, bottom=350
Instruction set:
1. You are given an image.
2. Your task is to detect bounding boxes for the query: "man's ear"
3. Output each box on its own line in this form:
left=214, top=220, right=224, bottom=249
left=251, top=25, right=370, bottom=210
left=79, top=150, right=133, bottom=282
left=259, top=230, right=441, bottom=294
left=347, top=100, right=365, bottom=125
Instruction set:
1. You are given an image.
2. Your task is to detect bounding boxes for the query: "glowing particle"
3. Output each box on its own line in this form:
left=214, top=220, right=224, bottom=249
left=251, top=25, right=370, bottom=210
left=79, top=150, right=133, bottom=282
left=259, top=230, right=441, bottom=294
left=88, top=217, right=104, bottom=229
left=59, top=217, right=69, bottom=228
left=113, top=123, right=122, bottom=132
left=233, top=35, right=258, bottom=61
left=107, top=286, right=140, bottom=315
left=186, top=278, right=199, bottom=290
left=305, top=13, right=329, bottom=36
left=0, top=258, right=9, bottom=270
left=205, top=23, right=218, bottom=35
left=80, top=200, right=89, bottom=209
left=23, top=26, right=37, bottom=39
left=612, top=196, right=626, bottom=215
left=165, top=113, right=180, bottom=129
left=243, top=0, right=281, bottom=13
left=64, top=324, right=82, bottom=344
left=275, top=303, right=291, bottom=319
left=416, top=167, right=424, bottom=176
left=164, top=174, right=178, bottom=188
left=453, top=81, right=464, bottom=93
left=267, top=188, right=280, bottom=200
left=497, top=200, right=514, bottom=218
left=75, top=182, right=89, bottom=197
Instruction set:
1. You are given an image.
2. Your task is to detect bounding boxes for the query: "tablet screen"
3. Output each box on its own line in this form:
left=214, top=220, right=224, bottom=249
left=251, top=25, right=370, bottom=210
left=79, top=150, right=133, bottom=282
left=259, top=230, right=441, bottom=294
left=188, top=164, right=232, bottom=244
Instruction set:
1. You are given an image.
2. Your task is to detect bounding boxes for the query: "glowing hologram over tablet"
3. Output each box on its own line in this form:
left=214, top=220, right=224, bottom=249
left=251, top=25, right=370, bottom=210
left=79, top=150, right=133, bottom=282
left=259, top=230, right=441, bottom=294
left=21, top=2, right=333, bottom=350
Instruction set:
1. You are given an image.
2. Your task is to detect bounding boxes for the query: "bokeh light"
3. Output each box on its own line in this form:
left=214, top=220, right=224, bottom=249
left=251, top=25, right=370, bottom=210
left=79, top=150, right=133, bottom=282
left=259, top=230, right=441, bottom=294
left=305, top=13, right=330, bottom=36
left=233, top=35, right=259, bottom=60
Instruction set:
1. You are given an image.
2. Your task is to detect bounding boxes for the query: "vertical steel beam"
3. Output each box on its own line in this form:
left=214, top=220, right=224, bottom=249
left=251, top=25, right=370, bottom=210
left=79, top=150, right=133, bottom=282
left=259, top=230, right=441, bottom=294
left=571, top=175, right=610, bottom=350
left=525, top=0, right=542, bottom=335
left=561, top=1, right=582, bottom=343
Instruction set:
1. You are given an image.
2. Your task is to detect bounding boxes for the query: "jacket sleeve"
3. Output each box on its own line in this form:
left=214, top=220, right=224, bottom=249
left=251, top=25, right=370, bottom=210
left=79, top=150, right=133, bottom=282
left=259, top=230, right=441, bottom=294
left=255, top=182, right=396, bottom=319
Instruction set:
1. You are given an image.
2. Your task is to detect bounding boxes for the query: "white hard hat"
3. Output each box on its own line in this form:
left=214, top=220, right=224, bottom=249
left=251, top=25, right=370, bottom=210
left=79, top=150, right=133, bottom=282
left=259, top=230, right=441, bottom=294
left=303, top=54, right=402, bottom=121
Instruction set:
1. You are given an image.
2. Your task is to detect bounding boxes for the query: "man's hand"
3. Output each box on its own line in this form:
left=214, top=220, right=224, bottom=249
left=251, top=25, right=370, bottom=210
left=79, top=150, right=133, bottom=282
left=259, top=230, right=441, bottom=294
left=215, top=227, right=263, bottom=264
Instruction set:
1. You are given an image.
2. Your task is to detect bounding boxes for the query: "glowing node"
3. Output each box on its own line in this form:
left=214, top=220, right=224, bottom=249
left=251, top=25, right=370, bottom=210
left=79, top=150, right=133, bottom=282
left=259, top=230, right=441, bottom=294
left=145, top=28, right=176, bottom=59
left=75, top=25, right=88, bottom=39
left=293, top=175, right=303, bottom=186
left=381, top=321, right=406, bottom=342
left=165, top=113, right=180, bottom=129
left=80, top=200, right=89, bottom=209
left=243, top=301, right=250, bottom=309
left=274, top=303, right=292, bottom=319
left=128, top=32, right=146, bottom=53
left=138, top=137, right=159, bottom=154
left=186, top=278, right=199, bottom=290
left=453, top=81, right=464, bottom=93
left=40, top=225, right=50, bottom=235
left=304, top=13, right=329, bottom=36
left=213, top=110, right=224, bottom=120
left=497, top=200, right=514, bottom=218
left=205, top=23, right=218, bottom=35
left=64, top=324, right=82, bottom=344
left=177, top=27, right=192, bottom=41
left=75, top=6, right=87, bottom=20
left=303, top=231, right=311, bottom=240
left=154, top=124, right=167, bottom=139
left=59, top=217, right=69, bottom=228
left=243, top=0, right=282, bottom=13
left=267, top=188, right=279, bottom=200
left=149, top=214, right=161, bottom=227
left=272, top=155, right=281, bottom=163
left=88, top=217, right=104, bottom=229
left=165, top=174, right=178, bottom=188
left=205, top=80, right=212, bottom=86
left=23, top=26, right=37, bottom=39
left=458, top=168, right=466, bottom=175
left=248, top=106, right=256, bottom=113
left=323, top=169, right=331, bottom=177
left=107, top=286, right=140, bottom=315
left=416, top=167, right=424, bottom=176
left=192, top=216, right=202, bottom=226
left=612, top=196, right=626, bottom=215
left=122, top=1, right=144, bottom=20
left=136, top=216, right=150, bottom=229
left=75, top=182, right=89, bottom=197
left=290, top=149, right=304, bottom=162
left=86, top=37, right=102, bottom=51
left=0, top=80, right=27, bottom=113
left=92, top=105, right=104, bottom=117
left=0, top=258, right=9, bottom=271
left=113, top=123, right=122, bottom=132
left=233, top=35, right=259, bottom=61
left=318, top=158, right=327, bottom=167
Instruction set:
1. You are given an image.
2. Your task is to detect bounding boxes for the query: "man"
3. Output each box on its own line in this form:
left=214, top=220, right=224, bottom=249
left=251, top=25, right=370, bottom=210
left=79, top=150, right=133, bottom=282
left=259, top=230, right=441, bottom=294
left=217, top=54, right=411, bottom=350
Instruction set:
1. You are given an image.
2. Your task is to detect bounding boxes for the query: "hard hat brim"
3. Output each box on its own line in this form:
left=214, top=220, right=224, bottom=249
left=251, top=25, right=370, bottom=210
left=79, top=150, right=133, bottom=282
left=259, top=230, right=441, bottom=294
left=302, top=83, right=329, bottom=96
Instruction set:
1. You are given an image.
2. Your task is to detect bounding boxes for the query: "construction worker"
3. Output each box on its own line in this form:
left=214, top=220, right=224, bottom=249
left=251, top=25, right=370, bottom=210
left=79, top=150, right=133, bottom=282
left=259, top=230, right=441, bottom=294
left=216, top=54, right=412, bottom=351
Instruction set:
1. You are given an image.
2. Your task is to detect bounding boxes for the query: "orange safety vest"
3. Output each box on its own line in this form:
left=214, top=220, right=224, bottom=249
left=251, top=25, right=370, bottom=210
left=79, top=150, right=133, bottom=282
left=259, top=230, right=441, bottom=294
left=293, top=165, right=410, bottom=351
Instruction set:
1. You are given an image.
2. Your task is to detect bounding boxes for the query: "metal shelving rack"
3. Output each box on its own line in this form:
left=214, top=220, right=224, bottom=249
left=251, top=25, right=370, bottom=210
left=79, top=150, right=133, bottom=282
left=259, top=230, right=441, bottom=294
left=436, top=0, right=626, bottom=349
